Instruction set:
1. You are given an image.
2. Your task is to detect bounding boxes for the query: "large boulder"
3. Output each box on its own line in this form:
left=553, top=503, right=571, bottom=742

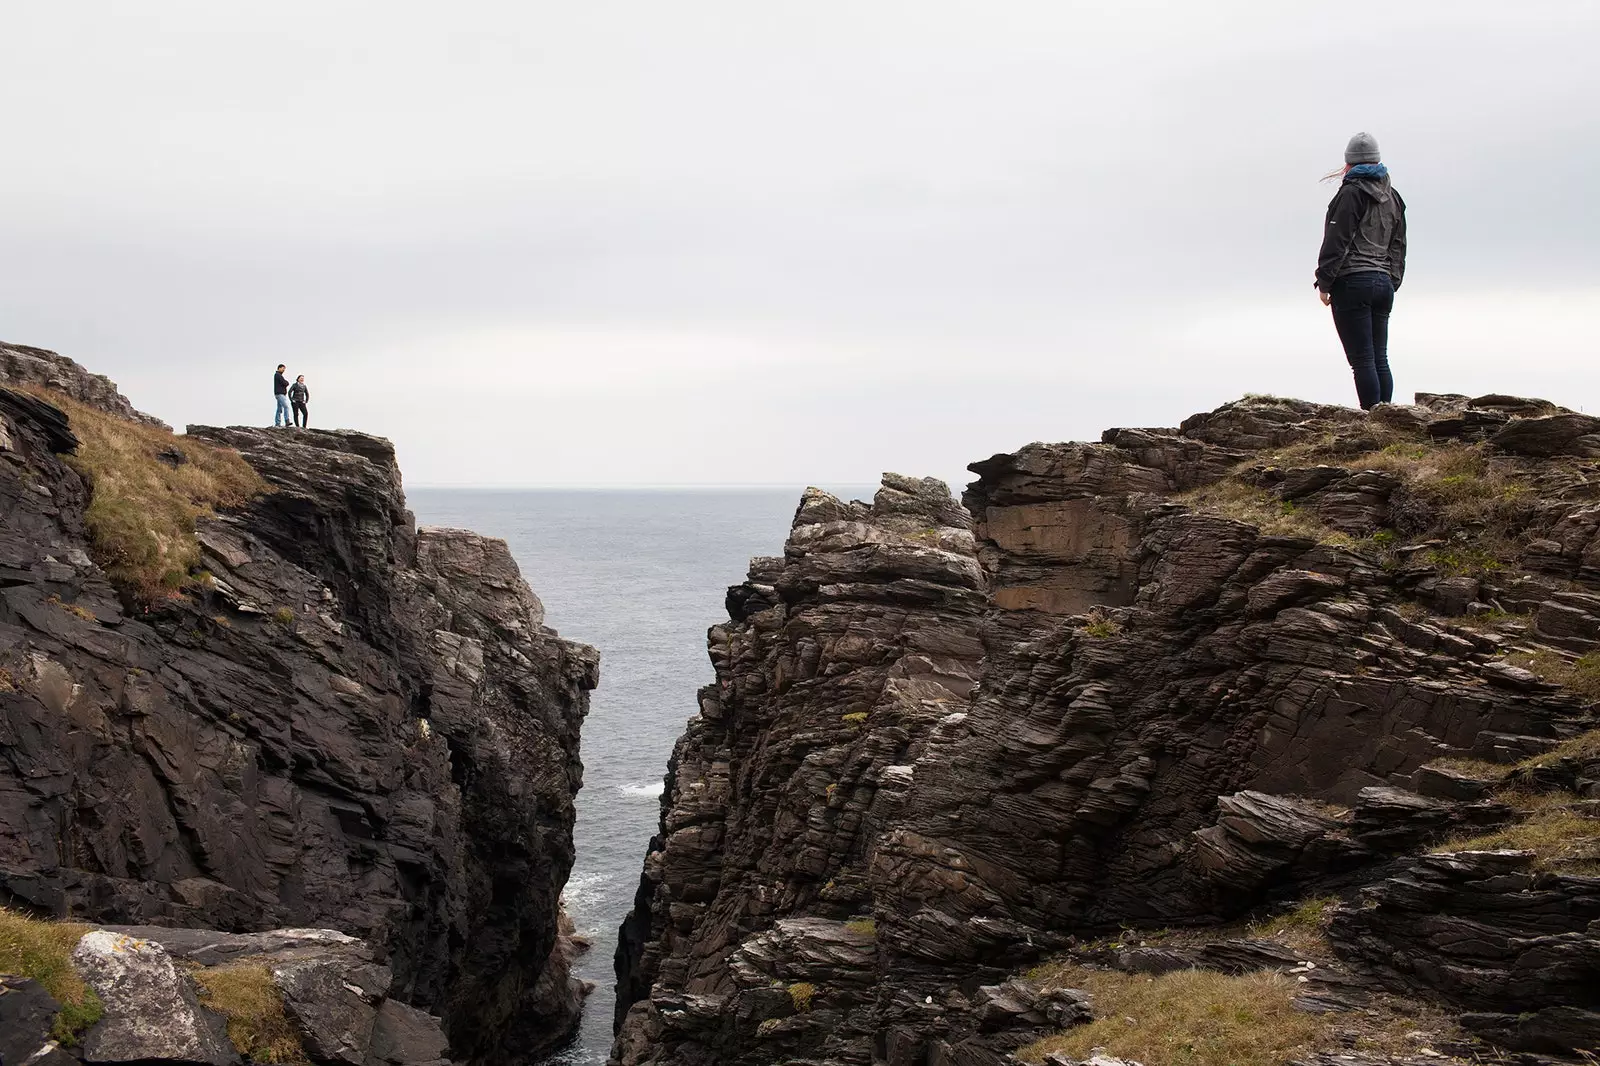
left=71, top=930, right=237, bottom=1064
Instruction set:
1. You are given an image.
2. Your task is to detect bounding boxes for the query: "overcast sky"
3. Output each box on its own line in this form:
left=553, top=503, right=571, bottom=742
left=3, top=3, right=1597, bottom=488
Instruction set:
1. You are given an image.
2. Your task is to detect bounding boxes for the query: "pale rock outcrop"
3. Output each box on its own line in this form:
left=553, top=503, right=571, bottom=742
left=70, top=930, right=236, bottom=1065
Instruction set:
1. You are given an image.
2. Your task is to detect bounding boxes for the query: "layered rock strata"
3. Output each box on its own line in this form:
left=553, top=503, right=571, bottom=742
left=613, top=393, right=1600, bottom=1065
left=1, top=347, right=597, bottom=1063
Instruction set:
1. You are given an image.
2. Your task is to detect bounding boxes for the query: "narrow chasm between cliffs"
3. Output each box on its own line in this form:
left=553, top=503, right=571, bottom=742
left=1, top=343, right=597, bottom=1065
left=611, top=393, right=1600, bottom=1066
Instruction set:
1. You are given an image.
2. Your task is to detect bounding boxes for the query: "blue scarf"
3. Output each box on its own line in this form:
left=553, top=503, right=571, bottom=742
left=1346, top=162, right=1389, bottom=180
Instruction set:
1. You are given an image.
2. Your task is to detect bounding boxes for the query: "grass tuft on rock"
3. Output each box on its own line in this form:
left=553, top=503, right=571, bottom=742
left=0, top=908, right=102, bottom=1044
left=1519, top=728, right=1600, bottom=768
left=1017, top=963, right=1457, bottom=1066
left=1016, top=967, right=1324, bottom=1066
left=1502, top=650, right=1600, bottom=701
left=1178, top=482, right=1328, bottom=540
left=1246, top=895, right=1337, bottom=954
left=1433, top=806, right=1600, bottom=873
left=1423, top=756, right=1508, bottom=780
left=46, top=594, right=97, bottom=622
left=1080, top=609, right=1123, bottom=639
left=27, top=388, right=268, bottom=603
left=191, top=962, right=308, bottom=1063
left=787, top=981, right=816, bottom=1012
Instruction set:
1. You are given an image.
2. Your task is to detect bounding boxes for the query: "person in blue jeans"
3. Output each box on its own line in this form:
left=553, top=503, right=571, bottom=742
left=1315, top=132, right=1407, bottom=409
left=273, top=364, right=292, bottom=427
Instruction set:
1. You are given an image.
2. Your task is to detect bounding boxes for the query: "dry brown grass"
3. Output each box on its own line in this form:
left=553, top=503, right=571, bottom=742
left=1494, top=787, right=1585, bottom=813
left=1424, top=756, right=1508, bottom=779
left=1245, top=895, right=1337, bottom=956
left=1253, top=423, right=1410, bottom=467
left=26, top=388, right=268, bottom=603
left=1370, top=444, right=1533, bottom=563
left=1434, top=806, right=1600, bottom=873
left=1017, top=963, right=1463, bottom=1066
left=1178, top=481, right=1328, bottom=539
left=1016, top=968, right=1321, bottom=1066
left=191, top=962, right=308, bottom=1063
left=1518, top=728, right=1600, bottom=769
left=1502, top=649, right=1600, bottom=700
left=1350, top=442, right=1528, bottom=506
left=1202, top=436, right=1553, bottom=582
left=0, top=908, right=101, bottom=1044
left=1304, top=442, right=1531, bottom=570
left=45, top=594, right=97, bottom=622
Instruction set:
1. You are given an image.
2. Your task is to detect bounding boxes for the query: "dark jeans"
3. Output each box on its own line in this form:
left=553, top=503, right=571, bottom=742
left=292, top=401, right=308, bottom=427
left=1329, top=271, right=1395, bottom=409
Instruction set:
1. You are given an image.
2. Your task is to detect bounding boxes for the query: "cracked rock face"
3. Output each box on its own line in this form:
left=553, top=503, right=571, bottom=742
left=612, top=395, right=1600, bottom=1065
left=1, top=348, right=597, bottom=1064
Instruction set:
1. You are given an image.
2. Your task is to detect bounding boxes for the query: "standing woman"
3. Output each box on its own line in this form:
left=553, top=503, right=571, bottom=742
left=1315, top=132, right=1407, bottom=409
left=289, top=374, right=310, bottom=428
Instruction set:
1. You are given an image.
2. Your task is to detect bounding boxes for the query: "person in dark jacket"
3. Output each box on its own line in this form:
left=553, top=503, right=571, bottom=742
left=1315, top=132, right=1407, bottom=410
left=289, top=375, right=310, bottom=428
left=273, top=364, right=291, bottom=427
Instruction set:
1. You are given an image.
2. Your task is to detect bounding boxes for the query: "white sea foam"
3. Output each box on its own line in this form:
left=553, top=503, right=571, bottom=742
left=560, top=871, right=613, bottom=914
left=617, top=781, right=665, bottom=799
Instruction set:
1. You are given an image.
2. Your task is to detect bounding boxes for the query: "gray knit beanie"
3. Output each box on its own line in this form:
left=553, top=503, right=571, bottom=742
left=1345, top=132, right=1381, bottom=165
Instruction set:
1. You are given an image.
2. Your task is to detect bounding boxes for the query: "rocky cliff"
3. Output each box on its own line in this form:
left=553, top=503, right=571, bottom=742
left=0, top=344, right=598, bottom=1063
left=612, top=393, right=1600, bottom=1066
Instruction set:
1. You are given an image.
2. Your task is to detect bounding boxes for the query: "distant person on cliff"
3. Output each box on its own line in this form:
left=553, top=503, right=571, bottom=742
left=273, top=364, right=292, bottom=427
left=289, top=374, right=310, bottom=428
left=1315, top=132, right=1407, bottom=411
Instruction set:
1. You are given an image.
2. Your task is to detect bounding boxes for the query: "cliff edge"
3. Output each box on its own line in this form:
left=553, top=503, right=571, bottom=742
left=0, top=343, right=598, bottom=1064
left=612, top=392, right=1600, bottom=1066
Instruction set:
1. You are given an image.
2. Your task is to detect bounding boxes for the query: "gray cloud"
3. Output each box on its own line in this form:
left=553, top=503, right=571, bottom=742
left=3, top=1, right=1598, bottom=487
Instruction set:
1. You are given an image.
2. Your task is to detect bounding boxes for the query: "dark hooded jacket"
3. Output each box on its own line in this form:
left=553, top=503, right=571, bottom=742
left=1316, top=166, right=1407, bottom=293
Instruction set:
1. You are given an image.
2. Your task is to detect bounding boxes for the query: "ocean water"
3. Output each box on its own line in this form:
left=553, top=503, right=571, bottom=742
left=407, top=487, right=869, bottom=1063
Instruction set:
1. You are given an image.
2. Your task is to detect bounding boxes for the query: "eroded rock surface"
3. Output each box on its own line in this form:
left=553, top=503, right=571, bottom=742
left=613, top=394, right=1600, bottom=1065
left=1, top=346, right=597, bottom=1063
